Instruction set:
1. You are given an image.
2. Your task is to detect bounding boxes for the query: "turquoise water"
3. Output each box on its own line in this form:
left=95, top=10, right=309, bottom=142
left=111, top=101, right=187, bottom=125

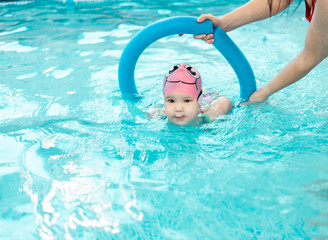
left=1, top=0, right=328, bottom=239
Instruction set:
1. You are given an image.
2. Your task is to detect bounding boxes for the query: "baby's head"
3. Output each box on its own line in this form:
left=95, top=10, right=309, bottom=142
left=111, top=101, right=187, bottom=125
left=163, top=63, right=202, bottom=125
left=163, top=63, right=202, bottom=101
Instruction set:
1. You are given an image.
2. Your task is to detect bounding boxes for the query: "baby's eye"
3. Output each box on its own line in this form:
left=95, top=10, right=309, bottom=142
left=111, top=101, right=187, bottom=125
left=184, top=99, right=192, bottom=103
left=166, top=99, right=175, bottom=103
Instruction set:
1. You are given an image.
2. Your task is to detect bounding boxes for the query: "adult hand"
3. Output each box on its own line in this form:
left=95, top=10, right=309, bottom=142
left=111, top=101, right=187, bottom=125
left=193, top=14, right=222, bottom=44
left=244, top=87, right=271, bottom=105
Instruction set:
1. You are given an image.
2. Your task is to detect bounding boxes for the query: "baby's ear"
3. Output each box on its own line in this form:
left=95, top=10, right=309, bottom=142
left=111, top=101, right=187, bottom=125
left=197, top=104, right=201, bottom=114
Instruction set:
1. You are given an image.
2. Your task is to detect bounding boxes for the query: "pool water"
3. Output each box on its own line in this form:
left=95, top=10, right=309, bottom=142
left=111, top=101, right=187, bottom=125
left=1, top=0, right=328, bottom=239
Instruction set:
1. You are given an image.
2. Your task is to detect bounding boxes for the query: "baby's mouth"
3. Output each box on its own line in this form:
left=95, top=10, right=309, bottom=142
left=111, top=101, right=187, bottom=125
left=175, top=116, right=185, bottom=120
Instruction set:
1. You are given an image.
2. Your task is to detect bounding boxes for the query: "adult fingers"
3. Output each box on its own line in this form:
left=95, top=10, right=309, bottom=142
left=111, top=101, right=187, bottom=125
left=193, top=33, right=211, bottom=39
left=197, top=14, right=214, bottom=23
left=193, top=33, right=214, bottom=44
left=205, top=39, right=215, bottom=44
left=180, top=14, right=216, bottom=38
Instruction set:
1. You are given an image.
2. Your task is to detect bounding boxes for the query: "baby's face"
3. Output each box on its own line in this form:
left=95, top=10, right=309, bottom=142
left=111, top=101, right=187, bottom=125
left=164, top=92, right=201, bottom=126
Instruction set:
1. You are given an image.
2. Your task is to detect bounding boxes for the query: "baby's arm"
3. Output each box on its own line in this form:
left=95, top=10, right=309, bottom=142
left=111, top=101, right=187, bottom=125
left=205, top=96, right=232, bottom=117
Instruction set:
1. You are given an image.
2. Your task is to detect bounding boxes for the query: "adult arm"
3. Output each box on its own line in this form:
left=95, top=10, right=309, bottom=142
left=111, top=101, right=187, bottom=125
left=247, top=0, right=328, bottom=103
left=195, top=0, right=294, bottom=43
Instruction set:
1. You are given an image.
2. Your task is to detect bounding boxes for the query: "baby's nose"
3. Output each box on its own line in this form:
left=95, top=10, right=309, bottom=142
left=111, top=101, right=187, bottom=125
left=175, top=104, right=183, bottom=111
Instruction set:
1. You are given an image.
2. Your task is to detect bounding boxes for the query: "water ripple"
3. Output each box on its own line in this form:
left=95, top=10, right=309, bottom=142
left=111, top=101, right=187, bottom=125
left=0, top=41, right=38, bottom=52
left=0, top=1, right=327, bottom=239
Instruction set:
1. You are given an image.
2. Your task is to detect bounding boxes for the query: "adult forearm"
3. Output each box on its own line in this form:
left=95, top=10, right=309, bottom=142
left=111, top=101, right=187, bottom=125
left=264, top=50, right=317, bottom=96
left=245, top=0, right=327, bottom=104
left=220, top=0, right=293, bottom=32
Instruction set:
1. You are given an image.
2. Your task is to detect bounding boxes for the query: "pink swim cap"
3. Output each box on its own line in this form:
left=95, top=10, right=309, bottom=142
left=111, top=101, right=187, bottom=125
left=163, top=63, right=202, bottom=100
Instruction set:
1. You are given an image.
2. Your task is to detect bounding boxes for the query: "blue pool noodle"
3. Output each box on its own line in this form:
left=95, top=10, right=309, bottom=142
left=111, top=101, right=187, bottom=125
left=118, top=16, right=256, bottom=102
left=212, top=26, right=256, bottom=101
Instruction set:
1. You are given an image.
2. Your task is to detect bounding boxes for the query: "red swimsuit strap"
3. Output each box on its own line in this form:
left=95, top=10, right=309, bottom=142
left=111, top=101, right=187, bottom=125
left=305, top=0, right=316, bottom=22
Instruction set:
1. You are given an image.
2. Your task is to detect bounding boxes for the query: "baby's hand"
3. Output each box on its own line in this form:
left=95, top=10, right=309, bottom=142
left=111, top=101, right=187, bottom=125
left=145, top=105, right=162, bottom=119
left=193, top=14, right=222, bottom=44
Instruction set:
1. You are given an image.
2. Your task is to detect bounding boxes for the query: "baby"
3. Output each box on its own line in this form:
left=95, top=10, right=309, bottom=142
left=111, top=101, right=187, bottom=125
left=149, top=63, right=232, bottom=126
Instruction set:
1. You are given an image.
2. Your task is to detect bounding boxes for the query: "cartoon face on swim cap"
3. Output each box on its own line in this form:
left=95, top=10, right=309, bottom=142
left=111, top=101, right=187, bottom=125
left=163, top=63, right=202, bottom=100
